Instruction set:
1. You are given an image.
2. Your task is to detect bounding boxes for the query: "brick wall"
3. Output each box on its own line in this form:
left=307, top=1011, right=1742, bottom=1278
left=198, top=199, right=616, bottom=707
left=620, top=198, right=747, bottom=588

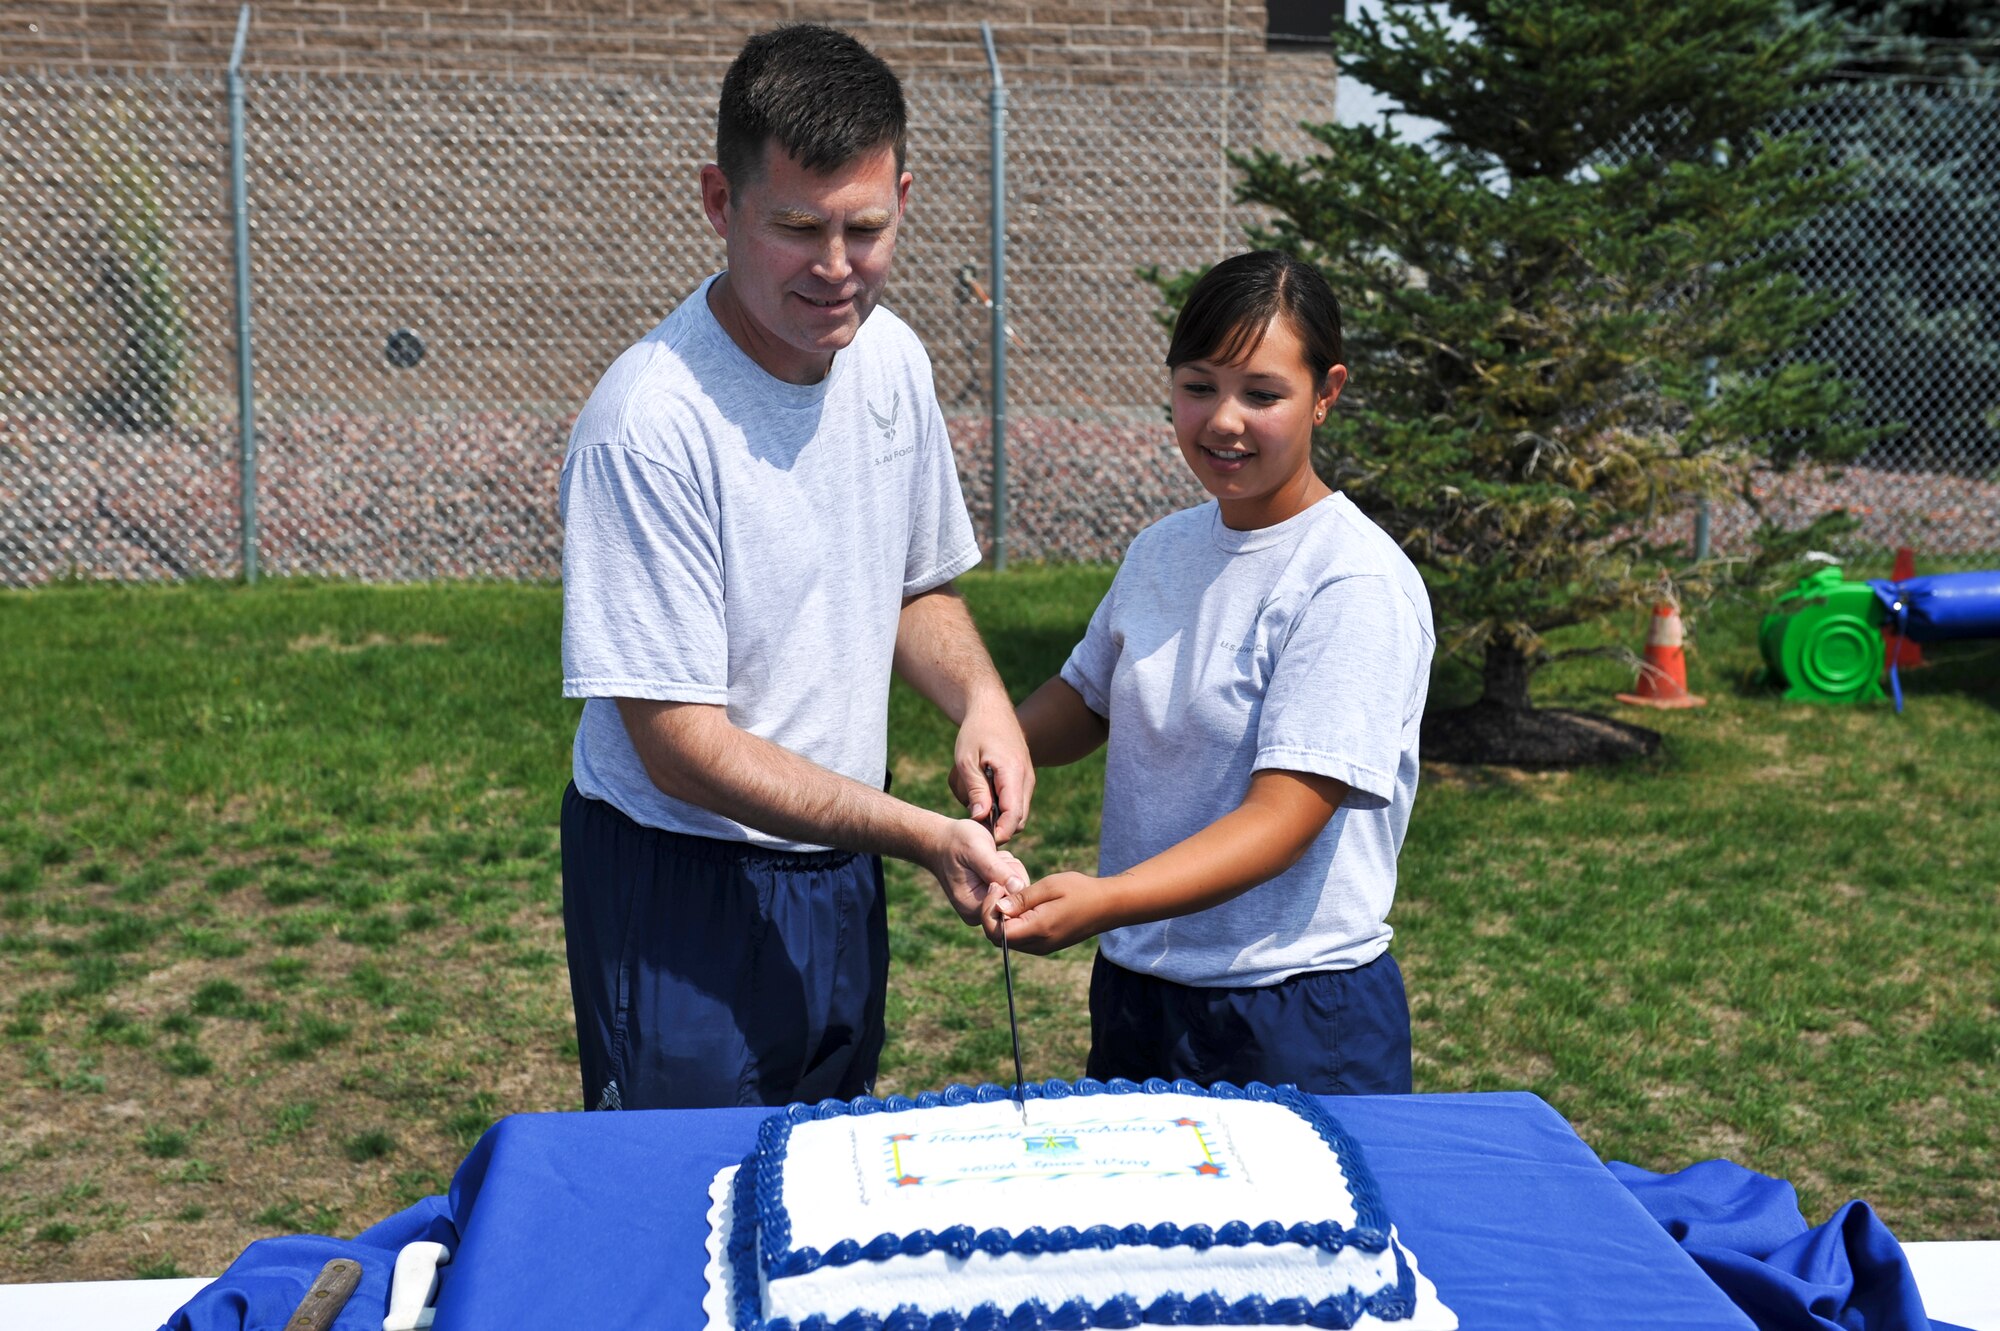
left=4, top=1, right=1337, bottom=410
left=3, top=1, right=1340, bottom=571
left=4, top=64, right=1336, bottom=412
left=2, top=1, right=1279, bottom=82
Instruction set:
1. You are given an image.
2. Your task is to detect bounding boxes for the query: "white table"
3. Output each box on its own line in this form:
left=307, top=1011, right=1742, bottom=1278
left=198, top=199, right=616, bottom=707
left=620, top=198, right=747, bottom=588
left=1906, top=1242, right=2000, bottom=1331
left=0, top=1276, right=212, bottom=1329
left=3, top=1242, right=1994, bottom=1330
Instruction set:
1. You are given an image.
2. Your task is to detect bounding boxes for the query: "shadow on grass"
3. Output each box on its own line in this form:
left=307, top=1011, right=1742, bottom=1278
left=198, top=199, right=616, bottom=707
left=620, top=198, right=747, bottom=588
left=1727, top=639, right=2000, bottom=712
left=1886, top=641, right=2000, bottom=711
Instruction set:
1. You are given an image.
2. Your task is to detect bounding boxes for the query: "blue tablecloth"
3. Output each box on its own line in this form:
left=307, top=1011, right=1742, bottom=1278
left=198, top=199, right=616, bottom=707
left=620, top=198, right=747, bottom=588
left=1610, top=1159, right=1962, bottom=1331
left=168, top=1091, right=1763, bottom=1330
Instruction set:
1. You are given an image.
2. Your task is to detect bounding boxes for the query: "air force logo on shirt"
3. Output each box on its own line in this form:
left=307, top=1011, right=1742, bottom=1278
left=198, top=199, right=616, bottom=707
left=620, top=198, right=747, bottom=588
left=871, top=395, right=915, bottom=465
left=1219, top=594, right=1275, bottom=654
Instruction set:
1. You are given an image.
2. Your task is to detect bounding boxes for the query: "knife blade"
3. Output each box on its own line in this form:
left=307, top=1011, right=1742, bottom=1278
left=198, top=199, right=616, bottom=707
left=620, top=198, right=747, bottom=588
left=983, top=765, right=1027, bottom=1121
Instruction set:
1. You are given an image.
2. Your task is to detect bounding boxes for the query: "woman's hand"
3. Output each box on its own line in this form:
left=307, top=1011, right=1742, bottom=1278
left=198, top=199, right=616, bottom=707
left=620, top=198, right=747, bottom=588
left=982, top=870, right=1112, bottom=955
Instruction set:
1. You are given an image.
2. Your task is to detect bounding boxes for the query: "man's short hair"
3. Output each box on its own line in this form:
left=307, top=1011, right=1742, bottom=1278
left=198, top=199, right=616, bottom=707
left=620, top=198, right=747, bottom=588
left=716, top=25, right=908, bottom=188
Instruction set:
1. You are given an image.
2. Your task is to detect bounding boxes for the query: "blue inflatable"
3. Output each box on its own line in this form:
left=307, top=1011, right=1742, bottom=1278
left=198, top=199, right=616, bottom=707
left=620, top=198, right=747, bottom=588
left=1867, top=570, right=2000, bottom=712
left=1868, top=570, right=2000, bottom=643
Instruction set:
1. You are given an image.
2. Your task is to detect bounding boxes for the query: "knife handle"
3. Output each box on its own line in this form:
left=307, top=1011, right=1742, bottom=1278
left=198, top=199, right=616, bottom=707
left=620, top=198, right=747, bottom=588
left=285, top=1257, right=362, bottom=1331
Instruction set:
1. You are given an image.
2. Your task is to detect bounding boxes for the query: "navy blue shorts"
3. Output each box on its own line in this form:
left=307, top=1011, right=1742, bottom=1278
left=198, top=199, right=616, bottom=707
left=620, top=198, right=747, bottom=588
left=560, top=783, right=888, bottom=1111
left=1086, top=950, right=1412, bottom=1095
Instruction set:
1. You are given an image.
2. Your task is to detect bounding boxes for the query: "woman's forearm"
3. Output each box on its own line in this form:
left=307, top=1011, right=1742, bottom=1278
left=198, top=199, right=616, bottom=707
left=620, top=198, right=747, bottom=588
left=1099, top=769, right=1348, bottom=928
left=1017, top=676, right=1109, bottom=767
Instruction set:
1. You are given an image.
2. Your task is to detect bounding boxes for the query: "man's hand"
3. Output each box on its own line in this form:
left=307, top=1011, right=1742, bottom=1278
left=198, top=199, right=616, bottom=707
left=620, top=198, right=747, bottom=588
left=927, top=818, right=1029, bottom=925
left=950, top=699, right=1035, bottom=843
left=893, top=584, right=1034, bottom=842
left=619, top=701, right=1021, bottom=902
left=981, top=870, right=1107, bottom=955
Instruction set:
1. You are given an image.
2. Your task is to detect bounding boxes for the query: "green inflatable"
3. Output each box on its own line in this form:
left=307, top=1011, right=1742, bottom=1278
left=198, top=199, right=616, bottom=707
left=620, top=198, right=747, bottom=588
left=1758, top=566, right=1886, bottom=704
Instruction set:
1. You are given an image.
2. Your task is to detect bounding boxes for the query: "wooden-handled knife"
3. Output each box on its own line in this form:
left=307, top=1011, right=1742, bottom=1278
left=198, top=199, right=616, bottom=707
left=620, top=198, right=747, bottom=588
left=283, top=1258, right=361, bottom=1331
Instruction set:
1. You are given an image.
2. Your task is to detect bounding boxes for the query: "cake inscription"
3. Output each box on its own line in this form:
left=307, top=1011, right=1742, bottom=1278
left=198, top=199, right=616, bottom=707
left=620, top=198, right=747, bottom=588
left=878, top=1115, right=1239, bottom=1189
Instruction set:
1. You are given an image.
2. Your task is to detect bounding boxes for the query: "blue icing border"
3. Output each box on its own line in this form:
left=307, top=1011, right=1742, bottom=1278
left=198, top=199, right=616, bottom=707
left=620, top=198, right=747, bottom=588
left=729, top=1077, right=1416, bottom=1331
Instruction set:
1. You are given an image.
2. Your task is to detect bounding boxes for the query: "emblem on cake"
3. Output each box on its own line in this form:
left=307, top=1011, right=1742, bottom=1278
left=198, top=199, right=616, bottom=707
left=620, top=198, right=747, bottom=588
left=879, top=1110, right=1239, bottom=1188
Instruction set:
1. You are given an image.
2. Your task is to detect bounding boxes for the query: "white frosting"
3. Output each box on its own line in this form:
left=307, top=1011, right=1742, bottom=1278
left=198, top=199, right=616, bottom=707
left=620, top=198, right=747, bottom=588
left=762, top=1228, right=1414, bottom=1325
left=745, top=1094, right=1457, bottom=1330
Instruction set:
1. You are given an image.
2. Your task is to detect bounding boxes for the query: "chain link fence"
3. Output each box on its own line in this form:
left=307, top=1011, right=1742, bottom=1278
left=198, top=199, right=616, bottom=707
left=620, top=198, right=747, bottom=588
left=1741, top=78, right=2000, bottom=556
left=3, top=66, right=1997, bottom=586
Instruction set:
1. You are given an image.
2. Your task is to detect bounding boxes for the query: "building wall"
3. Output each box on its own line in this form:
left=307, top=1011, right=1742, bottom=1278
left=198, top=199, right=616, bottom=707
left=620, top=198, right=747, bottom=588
left=2, top=1, right=1273, bottom=81
left=3, top=0, right=1337, bottom=487
left=2, top=2, right=1355, bottom=580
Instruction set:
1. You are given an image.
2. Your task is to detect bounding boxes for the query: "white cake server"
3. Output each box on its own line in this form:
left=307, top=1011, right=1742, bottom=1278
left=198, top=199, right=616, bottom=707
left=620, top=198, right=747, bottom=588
left=382, top=1240, right=450, bottom=1331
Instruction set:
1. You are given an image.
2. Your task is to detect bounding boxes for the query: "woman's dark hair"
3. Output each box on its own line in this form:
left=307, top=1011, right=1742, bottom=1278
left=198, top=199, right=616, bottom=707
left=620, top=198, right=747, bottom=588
left=1165, top=250, right=1343, bottom=384
left=717, top=25, right=908, bottom=187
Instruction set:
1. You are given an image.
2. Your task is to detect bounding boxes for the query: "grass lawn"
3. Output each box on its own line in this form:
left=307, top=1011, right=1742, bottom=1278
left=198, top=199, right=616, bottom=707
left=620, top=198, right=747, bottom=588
left=1, top=563, right=1996, bottom=1285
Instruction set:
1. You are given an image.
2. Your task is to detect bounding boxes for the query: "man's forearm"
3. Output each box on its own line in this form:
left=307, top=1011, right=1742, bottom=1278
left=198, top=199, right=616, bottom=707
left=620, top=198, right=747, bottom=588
left=893, top=585, right=1011, bottom=722
left=893, top=582, right=1036, bottom=839
left=617, top=698, right=949, bottom=863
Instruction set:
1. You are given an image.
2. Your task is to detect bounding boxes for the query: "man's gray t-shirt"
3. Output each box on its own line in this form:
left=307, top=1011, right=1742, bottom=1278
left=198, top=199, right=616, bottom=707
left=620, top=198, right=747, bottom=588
left=1060, top=495, right=1435, bottom=987
left=560, top=275, right=980, bottom=850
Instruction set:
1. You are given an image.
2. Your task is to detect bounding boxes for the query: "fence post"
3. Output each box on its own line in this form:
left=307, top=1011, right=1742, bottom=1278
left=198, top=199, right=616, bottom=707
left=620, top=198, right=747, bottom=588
left=1215, top=0, right=1232, bottom=260
left=1695, top=354, right=1717, bottom=562
left=227, top=4, right=258, bottom=583
left=981, top=22, right=1008, bottom=572
left=1693, top=139, right=1727, bottom=566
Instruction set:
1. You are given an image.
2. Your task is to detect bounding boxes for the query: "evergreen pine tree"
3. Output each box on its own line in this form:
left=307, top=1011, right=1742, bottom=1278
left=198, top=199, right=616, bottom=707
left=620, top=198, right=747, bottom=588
left=1160, top=0, right=1874, bottom=763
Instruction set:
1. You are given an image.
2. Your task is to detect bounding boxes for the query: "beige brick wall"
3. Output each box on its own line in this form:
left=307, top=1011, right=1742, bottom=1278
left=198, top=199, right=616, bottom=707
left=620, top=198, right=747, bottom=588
left=3, top=2, right=1336, bottom=434
left=3, top=67, right=1335, bottom=417
left=1, top=1, right=1277, bottom=82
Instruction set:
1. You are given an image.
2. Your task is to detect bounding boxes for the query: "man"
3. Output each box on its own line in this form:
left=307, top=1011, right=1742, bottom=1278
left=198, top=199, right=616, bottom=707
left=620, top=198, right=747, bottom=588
left=558, top=25, right=1032, bottom=1112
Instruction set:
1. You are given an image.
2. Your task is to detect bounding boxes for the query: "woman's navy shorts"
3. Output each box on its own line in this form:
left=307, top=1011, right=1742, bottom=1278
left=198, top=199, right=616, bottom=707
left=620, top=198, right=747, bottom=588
left=1086, top=949, right=1412, bottom=1095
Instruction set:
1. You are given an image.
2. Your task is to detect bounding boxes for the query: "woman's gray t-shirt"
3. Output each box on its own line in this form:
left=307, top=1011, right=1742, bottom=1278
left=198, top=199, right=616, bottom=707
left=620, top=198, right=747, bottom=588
left=1060, top=495, right=1435, bottom=987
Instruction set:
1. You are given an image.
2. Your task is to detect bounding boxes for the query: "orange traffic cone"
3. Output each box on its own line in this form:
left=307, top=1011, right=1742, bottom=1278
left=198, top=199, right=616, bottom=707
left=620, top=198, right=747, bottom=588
left=1881, top=545, right=1927, bottom=673
left=1616, top=604, right=1707, bottom=709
